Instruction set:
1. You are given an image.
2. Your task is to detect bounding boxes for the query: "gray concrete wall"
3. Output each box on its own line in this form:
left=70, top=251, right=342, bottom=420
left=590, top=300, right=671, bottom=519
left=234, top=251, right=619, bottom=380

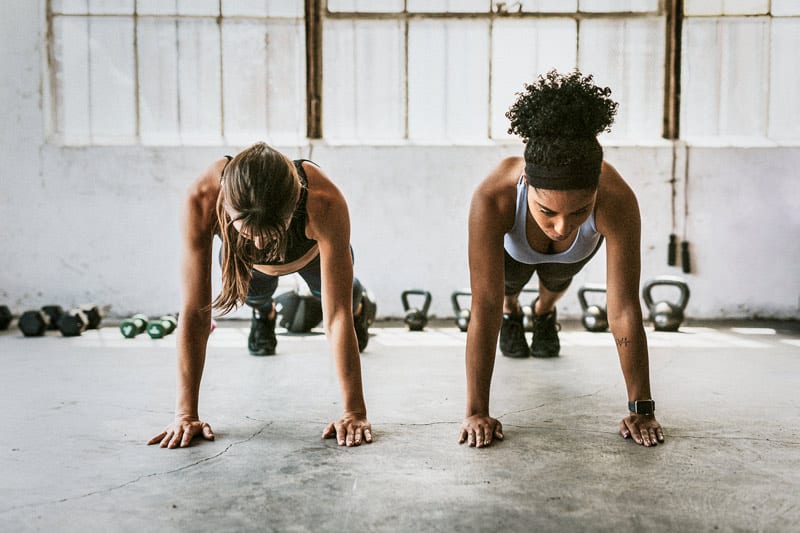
left=1, top=4, right=798, bottom=320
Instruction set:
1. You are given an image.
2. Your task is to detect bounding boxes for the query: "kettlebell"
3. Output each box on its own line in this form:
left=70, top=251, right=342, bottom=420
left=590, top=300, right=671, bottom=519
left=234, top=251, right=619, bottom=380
left=520, top=287, right=539, bottom=332
left=577, top=283, right=609, bottom=332
left=451, top=290, right=472, bottom=332
left=642, top=276, right=690, bottom=332
left=401, top=289, right=432, bottom=331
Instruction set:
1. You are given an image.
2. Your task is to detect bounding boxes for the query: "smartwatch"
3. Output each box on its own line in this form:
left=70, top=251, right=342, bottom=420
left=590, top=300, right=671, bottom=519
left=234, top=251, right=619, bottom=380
left=628, top=399, right=655, bottom=415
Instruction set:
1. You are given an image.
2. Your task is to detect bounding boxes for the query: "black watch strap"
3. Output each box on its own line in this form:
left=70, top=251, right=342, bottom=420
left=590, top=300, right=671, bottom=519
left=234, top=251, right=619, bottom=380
left=628, top=400, right=655, bottom=415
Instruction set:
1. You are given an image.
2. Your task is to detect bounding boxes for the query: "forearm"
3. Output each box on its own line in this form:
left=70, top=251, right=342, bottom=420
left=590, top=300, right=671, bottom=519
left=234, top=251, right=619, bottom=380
left=464, top=310, right=502, bottom=416
left=327, top=314, right=367, bottom=415
left=174, top=309, right=211, bottom=418
left=609, top=310, right=652, bottom=401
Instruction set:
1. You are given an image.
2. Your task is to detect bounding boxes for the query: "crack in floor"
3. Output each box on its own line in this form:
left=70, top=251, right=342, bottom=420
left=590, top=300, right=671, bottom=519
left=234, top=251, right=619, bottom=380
left=0, top=422, right=273, bottom=515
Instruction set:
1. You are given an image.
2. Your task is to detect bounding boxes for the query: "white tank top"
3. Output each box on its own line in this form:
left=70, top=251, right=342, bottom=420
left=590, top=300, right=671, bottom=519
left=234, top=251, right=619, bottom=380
left=504, top=175, right=602, bottom=265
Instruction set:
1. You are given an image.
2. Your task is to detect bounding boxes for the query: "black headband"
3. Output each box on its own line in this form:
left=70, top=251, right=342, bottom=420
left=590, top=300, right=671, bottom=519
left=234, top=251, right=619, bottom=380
left=524, top=158, right=601, bottom=190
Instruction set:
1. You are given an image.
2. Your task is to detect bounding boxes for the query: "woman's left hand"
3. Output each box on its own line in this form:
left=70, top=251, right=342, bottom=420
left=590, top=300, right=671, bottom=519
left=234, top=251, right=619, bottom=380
left=323, top=412, right=373, bottom=446
left=619, top=414, right=665, bottom=447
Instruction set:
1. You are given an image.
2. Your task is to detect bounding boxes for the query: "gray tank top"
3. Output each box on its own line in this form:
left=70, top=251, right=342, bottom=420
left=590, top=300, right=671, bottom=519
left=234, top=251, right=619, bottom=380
left=504, top=175, right=602, bottom=265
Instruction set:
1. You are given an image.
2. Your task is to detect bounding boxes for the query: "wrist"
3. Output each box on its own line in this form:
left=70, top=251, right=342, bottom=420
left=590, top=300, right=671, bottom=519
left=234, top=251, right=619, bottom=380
left=628, top=399, right=655, bottom=415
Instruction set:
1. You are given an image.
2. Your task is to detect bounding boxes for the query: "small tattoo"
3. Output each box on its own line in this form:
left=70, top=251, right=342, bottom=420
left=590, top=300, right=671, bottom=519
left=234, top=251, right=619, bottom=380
left=615, top=337, right=631, bottom=347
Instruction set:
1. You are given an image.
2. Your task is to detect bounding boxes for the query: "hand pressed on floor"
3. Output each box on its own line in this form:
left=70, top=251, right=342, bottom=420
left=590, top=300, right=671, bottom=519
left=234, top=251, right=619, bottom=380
left=459, top=415, right=504, bottom=448
left=619, top=414, right=664, bottom=447
left=322, top=412, right=373, bottom=446
left=148, top=417, right=215, bottom=449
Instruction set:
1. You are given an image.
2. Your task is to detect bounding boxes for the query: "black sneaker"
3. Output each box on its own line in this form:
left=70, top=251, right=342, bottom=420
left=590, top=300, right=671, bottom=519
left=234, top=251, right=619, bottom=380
left=530, top=303, right=560, bottom=358
left=499, top=313, right=529, bottom=358
left=248, top=306, right=277, bottom=356
left=354, top=290, right=376, bottom=353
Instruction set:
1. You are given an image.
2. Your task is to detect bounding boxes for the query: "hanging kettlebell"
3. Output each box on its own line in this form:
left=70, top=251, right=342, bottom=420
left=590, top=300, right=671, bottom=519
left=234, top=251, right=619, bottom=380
left=401, top=289, right=432, bottom=331
left=642, top=276, right=690, bottom=332
left=577, top=283, right=609, bottom=332
left=520, top=287, right=539, bottom=332
left=451, top=289, right=471, bottom=332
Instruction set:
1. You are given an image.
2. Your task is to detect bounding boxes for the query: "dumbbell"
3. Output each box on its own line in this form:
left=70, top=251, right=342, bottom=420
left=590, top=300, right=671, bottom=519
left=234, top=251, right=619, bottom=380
left=0, top=305, right=12, bottom=330
left=401, top=290, right=432, bottom=331
left=19, top=310, right=51, bottom=336
left=18, top=305, right=65, bottom=336
left=578, top=284, right=609, bottom=332
left=56, top=308, right=90, bottom=337
left=520, top=287, right=539, bottom=332
left=79, top=305, right=103, bottom=329
left=146, top=315, right=178, bottom=339
left=120, top=314, right=149, bottom=338
left=451, top=290, right=471, bottom=332
left=642, top=276, right=690, bottom=332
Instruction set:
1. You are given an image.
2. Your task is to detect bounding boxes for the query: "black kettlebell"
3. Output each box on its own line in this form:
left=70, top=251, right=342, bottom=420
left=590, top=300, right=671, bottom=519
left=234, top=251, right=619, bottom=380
left=642, top=276, right=690, bottom=332
left=401, top=290, right=432, bottom=331
left=577, top=284, right=609, bottom=332
left=451, top=290, right=471, bottom=332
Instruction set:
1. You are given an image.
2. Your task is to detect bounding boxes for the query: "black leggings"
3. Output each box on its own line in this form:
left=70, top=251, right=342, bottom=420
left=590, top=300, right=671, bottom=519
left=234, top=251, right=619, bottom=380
left=244, top=248, right=363, bottom=314
left=504, top=237, right=604, bottom=295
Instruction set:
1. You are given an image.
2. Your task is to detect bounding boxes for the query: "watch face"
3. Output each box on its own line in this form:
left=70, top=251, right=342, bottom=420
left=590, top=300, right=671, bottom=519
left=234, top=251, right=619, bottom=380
left=630, top=400, right=655, bottom=414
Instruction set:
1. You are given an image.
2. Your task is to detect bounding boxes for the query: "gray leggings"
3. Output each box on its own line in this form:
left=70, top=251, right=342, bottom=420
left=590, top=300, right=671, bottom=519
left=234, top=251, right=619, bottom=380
left=504, top=237, right=604, bottom=295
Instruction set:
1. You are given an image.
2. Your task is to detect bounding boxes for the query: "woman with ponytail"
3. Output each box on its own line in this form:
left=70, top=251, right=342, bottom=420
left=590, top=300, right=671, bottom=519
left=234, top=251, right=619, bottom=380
left=149, top=142, right=373, bottom=449
left=460, top=70, right=664, bottom=449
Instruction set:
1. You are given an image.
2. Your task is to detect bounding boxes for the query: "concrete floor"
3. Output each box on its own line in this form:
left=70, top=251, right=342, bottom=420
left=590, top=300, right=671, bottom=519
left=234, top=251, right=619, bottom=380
left=1, top=318, right=799, bottom=532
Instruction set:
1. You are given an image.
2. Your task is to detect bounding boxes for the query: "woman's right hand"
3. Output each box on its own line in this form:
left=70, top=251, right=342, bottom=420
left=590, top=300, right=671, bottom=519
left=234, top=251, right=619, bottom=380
left=148, top=417, right=215, bottom=449
left=459, top=415, right=504, bottom=448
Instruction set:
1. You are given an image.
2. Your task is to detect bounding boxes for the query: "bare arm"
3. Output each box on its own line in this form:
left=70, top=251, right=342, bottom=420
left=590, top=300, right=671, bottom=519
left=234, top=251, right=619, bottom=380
left=148, top=161, right=223, bottom=448
left=304, top=163, right=371, bottom=446
left=460, top=159, right=519, bottom=447
left=596, top=162, right=664, bottom=447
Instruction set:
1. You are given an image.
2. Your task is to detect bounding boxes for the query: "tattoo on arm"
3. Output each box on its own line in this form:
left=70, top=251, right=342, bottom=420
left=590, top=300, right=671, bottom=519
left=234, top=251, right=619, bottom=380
left=615, top=337, right=631, bottom=347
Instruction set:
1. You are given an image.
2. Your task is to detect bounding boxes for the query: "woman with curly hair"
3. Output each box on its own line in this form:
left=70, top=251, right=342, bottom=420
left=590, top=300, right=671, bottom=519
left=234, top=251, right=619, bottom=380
left=149, top=142, right=373, bottom=449
left=459, top=70, right=664, bottom=449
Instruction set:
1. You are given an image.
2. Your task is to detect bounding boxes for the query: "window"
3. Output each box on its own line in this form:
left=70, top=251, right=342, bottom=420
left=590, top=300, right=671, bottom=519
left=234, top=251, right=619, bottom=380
left=49, top=0, right=306, bottom=145
left=47, top=0, right=800, bottom=145
left=323, top=0, right=664, bottom=142
left=681, top=0, right=800, bottom=142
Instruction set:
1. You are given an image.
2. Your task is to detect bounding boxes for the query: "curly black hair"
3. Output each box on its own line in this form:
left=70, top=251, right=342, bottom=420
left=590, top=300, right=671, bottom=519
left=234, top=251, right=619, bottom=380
left=506, top=70, right=618, bottom=169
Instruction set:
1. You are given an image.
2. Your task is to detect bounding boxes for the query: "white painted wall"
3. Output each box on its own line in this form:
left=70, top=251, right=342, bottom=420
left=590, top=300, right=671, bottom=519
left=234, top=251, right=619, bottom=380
left=1, top=3, right=798, bottom=321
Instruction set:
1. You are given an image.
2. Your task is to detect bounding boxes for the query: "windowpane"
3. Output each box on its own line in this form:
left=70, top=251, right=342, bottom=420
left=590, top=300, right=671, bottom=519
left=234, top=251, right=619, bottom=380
left=177, top=19, right=222, bottom=143
left=579, top=0, right=658, bottom=12
left=52, top=0, right=89, bottom=14
left=408, top=20, right=490, bottom=141
left=579, top=17, right=664, bottom=140
left=519, top=0, right=578, bottom=13
left=323, top=20, right=405, bottom=140
left=769, top=18, right=800, bottom=139
left=491, top=18, right=577, bottom=140
left=53, top=16, right=91, bottom=142
left=222, top=0, right=304, bottom=17
left=772, top=0, right=800, bottom=16
left=137, top=0, right=178, bottom=15
left=327, top=0, right=404, bottom=12
left=407, top=0, right=490, bottom=12
left=222, top=19, right=306, bottom=145
left=177, top=0, right=219, bottom=16
left=138, top=18, right=180, bottom=144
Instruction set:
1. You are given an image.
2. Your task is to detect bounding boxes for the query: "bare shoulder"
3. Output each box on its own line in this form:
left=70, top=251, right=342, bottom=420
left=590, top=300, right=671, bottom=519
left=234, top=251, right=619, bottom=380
left=183, top=158, right=226, bottom=243
left=470, top=156, right=523, bottom=232
left=301, top=161, right=349, bottom=239
left=595, top=161, right=640, bottom=236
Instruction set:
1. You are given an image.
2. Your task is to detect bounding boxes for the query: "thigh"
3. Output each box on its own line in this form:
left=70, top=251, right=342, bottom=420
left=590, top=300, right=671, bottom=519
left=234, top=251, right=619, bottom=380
left=504, top=250, right=537, bottom=296
left=536, top=237, right=604, bottom=293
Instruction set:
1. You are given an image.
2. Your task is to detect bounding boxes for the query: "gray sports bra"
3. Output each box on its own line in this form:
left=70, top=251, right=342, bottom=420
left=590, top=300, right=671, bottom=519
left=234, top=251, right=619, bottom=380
left=504, top=175, right=602, bottom=265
